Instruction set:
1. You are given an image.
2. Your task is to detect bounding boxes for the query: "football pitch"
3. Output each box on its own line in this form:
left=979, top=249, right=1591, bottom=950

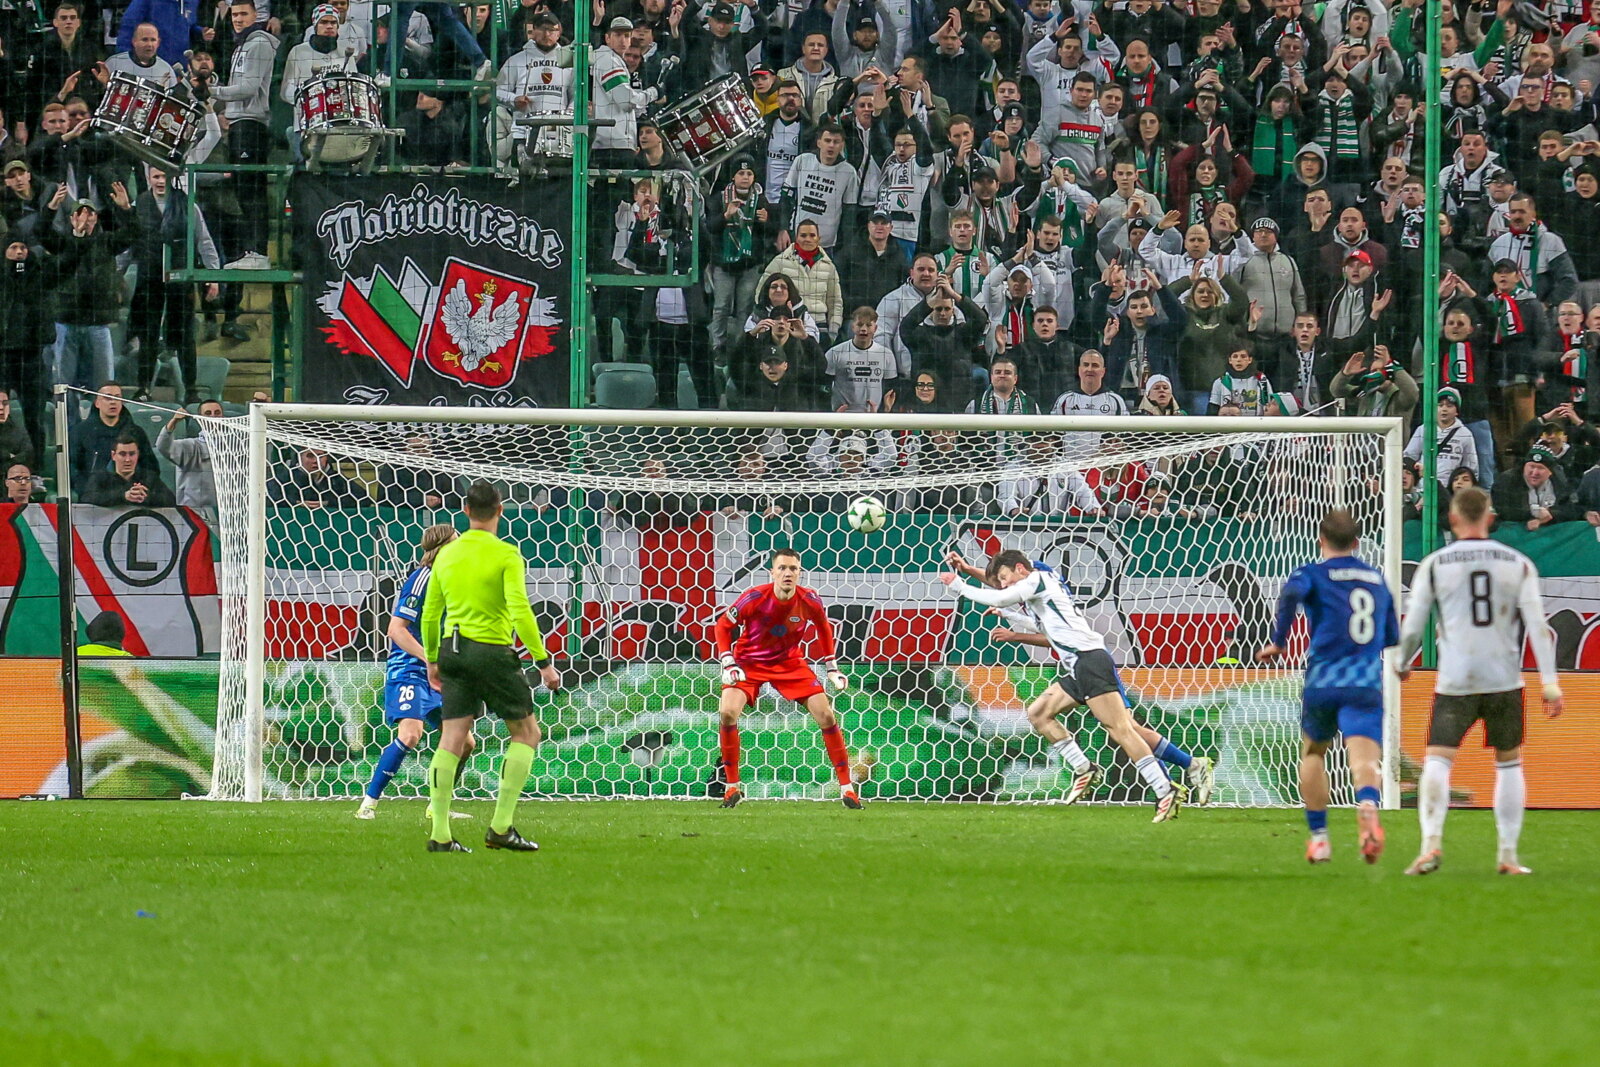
left=3, top=802, right=1596, bottom=1066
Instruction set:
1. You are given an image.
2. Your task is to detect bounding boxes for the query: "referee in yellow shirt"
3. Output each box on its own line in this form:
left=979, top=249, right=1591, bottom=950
left=420, top=481, right=560, bottom=853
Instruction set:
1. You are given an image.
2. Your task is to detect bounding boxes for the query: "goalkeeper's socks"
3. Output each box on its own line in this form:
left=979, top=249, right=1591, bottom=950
left=1306, top=808, right=1328, bottom=836
left=364, top=739, right=414, bottom=800
left=491, top=741, right=537, bottom=835
left=1135, top=755, right=1172, bottom=798
left=820, top=724, right=852, bottom=786
left=1151, top=737, right=1193, bottom=771
left=427, top=748, right=461, bottom=843
left=1418, top=754, right=1453, bottom=854
left=1050, top=738, right=1091, bottom=773
left=719, top=723, right=742, bottom=786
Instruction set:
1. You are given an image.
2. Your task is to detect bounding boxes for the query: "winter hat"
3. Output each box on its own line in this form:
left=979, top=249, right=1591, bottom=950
left=1143, top=374, right=1173, bottom=398
left=1528, top=445, right=1558, bottom=469
left=311, top=3, right=339, bottom=22
left=1438, top=386, right=1462, bottom=407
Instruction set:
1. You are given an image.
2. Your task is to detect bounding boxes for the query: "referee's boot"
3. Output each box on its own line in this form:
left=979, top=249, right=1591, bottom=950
left=427, top=837, right=472, bottom=853
left=485, top=825, right=540, bottom=852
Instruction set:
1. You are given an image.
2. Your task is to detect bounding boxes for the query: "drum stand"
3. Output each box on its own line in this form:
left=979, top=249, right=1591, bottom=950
left=303, top=128, right=407, bottom=174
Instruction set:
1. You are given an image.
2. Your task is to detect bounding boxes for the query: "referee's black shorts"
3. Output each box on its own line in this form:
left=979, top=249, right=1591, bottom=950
left=1428, top=690, right=1525, bottom=751
left=438, top=634, right=535, bottom=721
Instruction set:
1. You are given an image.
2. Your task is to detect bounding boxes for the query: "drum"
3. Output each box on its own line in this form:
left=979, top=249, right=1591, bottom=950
left=657, top=75, right=763, bottom=171
left=92, top=71, right=202, bottom=171
left=294, top=73, right=383, bottom=164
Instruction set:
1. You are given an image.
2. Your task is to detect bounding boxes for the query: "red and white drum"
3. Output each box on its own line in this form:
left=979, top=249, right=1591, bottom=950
left=93, top=71, right=202, bottom=171
left=294, top=73, right=383, bottom=164
left=658, top=75, right=763, bottom=170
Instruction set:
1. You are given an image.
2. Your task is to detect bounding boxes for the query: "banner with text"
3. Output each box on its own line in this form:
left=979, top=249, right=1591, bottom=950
left=294, top=174, right=571, bottom=408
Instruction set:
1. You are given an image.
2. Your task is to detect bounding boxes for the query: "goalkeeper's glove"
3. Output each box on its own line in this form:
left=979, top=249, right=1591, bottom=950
left=826, top=669, right=849, bottom=692
left=720, top=653, right=745, bottom=686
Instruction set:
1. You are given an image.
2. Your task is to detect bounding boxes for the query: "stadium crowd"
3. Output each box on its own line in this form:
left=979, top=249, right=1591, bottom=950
left=7, top=0, right=1600, bottom=528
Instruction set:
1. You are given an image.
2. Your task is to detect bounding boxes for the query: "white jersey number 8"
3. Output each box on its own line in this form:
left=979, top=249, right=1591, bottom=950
left=1348, top=588, right=1376, bottom=645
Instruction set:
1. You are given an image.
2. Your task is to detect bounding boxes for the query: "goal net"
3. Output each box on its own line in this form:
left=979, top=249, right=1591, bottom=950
left=206, top=406, right=1404, bottom=807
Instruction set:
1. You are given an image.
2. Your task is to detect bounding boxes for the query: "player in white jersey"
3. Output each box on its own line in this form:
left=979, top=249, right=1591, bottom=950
left=1395, top=488, right=1563, bottom=876
left=941, top=549, right=1185, bottom=821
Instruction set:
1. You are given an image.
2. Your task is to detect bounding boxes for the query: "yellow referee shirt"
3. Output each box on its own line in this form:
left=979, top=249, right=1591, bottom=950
left=419, top=529, right=549, bottom=663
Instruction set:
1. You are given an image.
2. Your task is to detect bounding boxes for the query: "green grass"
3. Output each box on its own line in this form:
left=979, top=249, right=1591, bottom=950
left=2, top=802, right=1596, bottom=1066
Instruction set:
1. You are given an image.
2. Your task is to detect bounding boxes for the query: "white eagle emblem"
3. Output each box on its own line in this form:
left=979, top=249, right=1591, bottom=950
left=439, top=278, right=522, bottom=373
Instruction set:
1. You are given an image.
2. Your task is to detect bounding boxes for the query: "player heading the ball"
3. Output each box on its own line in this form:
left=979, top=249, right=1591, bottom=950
left=1396, top=487, right=1562, bottom=876
left=1257, top=509, right=1397, bottom=865
left=941, top=550, right=1186, bottom=822
left=713, top=548, right=862, bottom=809
left=948, top=551, right=1216, bottom=807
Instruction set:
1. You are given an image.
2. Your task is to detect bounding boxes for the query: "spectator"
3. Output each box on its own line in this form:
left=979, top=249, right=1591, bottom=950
left=982, top=257, right=1055, bottom=360
left=493, top=12, right=573, bottom=172
left=780, top=123, right=859, bottom=253
left=836, top=209, right=909, bottom=325
left=82, top=433, right=176, bottom=507
left=0, top=231, right=70, bottom=431
left=1493, top=448, right=1579, bottom=531
left=1136, top=373, right=1184, bottom=416
left=156, top=402, right=224, bottom=510
left=592, top=17, right=660, bottom=167
left=71, top=384, right=152, bottom=483
left=726, top=337, right=815, bottom=413
left=398, top=88, right=470, bottom=167
left=25, top=5, right=104, bottom=142
left=106, top=22, right=177, bottom=87
left=1331, top=346, right=1418, bottom=420
left=706, top=156, right=770, bottom=354
left=131, top=165, right=219, bottom=404
left=777, top=30, right=842, bottom=124
left=53, top=192, right=134, bottom=390
left=1272, top=312, right=1334, bottom=414
left=874, top=253, right=943, bottom=377
left=1234, top=217, right=1306, bottom=347
left=745, top=271, right=819, bottom=341
left=1208, top=344, right=1272, bottom=417
left=0, top=388, right=33, bottom=469
left=210, top=0, right=278, bottom=271
left=673, top=1, right=759, bottom=90
left=899, top=275, right=988, bottom=409
left=1322, top=250, right=1390, bottom=363
left=1012, top=304, right=1076, bottom=403
left=1170, top=272, right=1251, bottom=413
left=762, top=219, right=844, bottom=338
left=5, top=461, right=36, bottom=504
left=1405, top=388, right=1481, bottom=487
left=823, top=307, right=897, bottom=412
left=874, top=113, right=936, bottom=258
left=1093, top=273, right=1185, bottom=404
left=269, top=448, right=365, bottom=508
left=117, top=0, right=207, bottom=69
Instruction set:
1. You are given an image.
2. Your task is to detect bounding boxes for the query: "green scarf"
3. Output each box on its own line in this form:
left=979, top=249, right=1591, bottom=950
left=1250, top=116, right=1297, bottom=181
left=1033, top=184, right=1085, bottom=248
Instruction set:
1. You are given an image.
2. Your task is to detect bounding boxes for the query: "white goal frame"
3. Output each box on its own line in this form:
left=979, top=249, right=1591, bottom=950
left=229, top=405, right=1406, bottom=806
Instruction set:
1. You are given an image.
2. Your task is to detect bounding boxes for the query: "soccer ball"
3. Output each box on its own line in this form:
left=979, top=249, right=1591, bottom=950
left=846, top=496, right=888, bottom=533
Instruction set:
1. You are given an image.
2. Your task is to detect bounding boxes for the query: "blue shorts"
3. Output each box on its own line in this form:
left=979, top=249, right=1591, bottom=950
left=383, top=676, right=442, bottom=728
left=1301, top=687, right=1383, bottom=745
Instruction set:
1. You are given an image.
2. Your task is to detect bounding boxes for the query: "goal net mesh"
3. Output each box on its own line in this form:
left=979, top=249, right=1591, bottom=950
left=207, top=411, right=1394, bottom=806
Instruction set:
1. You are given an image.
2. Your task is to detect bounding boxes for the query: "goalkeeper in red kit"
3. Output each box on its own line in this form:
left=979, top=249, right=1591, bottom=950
left=712, top=548, right=862, bottom=809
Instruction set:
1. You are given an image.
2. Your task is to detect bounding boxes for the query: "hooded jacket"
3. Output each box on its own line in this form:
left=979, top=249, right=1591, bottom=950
left=211, top=23, right=280, bottom=124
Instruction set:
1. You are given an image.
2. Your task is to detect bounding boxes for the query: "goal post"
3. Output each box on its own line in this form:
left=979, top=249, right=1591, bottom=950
left=207, top=405, right=1405, bottom=807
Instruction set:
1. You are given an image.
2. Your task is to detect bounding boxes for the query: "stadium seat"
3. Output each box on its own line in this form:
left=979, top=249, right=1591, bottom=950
left=196, top=356, right=231, bottom=401
left=593, top=363, right=655, bottom=409
left=676, top=367, right=698, bottom=411
left=131, top=406, right=181, bottom=490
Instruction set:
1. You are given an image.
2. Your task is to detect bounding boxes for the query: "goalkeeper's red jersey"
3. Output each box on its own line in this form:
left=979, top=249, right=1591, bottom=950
left=714, top=584, right=837, bottom=668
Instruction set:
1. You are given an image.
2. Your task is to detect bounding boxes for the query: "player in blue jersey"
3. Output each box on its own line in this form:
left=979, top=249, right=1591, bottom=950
left=1256, top=510, right=1398, bottom=865
left=355, top=525, right=476, bottom=820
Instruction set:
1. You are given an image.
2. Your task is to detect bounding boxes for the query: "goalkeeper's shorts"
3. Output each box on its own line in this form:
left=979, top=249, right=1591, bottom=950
left=725, top=660, right=824, bottom=705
